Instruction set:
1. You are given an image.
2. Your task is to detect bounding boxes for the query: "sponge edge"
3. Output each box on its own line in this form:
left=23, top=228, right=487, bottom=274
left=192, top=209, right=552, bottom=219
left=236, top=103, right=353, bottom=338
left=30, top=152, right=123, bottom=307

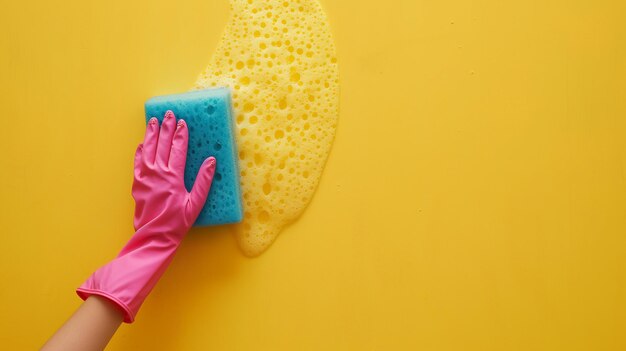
left=144, top=88, right=243, bottom=226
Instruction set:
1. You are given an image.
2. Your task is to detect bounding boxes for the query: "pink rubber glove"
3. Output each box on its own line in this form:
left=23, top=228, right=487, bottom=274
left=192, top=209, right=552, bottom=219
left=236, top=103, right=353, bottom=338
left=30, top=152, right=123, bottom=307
left=77, top=110, right=217, bottom=323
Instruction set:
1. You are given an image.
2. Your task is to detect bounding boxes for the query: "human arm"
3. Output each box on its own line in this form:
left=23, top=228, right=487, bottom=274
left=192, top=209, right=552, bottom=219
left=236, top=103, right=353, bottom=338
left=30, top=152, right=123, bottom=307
left=41, top=296, right=123, bottom=351
left=42, top=110, right=216, bottom=349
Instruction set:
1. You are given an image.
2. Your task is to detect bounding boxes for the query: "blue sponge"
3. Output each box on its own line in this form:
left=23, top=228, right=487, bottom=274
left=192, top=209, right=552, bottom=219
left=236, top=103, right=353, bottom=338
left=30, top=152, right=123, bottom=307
left=145, top=88, right=243, bottom=226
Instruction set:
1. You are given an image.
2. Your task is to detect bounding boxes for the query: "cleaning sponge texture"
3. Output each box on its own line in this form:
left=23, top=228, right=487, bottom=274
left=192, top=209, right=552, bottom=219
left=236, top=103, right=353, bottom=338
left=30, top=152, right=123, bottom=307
left=145, top=88, right=243, bottom=226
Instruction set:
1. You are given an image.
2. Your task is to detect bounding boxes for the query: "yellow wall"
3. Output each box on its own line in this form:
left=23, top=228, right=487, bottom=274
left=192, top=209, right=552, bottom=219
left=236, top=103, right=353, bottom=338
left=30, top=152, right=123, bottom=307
left=1, top=0, right=625, bottom=349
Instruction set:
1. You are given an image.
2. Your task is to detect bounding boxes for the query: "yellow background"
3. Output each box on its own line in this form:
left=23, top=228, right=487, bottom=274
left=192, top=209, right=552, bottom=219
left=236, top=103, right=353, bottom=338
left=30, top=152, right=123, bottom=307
left=1, top=0, right=625, bottom=349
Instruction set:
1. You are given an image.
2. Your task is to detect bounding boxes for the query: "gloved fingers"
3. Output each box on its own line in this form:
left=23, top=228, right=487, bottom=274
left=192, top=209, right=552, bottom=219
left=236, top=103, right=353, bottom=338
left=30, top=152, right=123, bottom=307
left=156, top=110, right=177, bottom=167
left=142, top=117, right=160, bottom=165
left=134, top=144, right=144, bottom=178
left=189, top=157, right=217, bottom=217
left=169, top=119, right=189, bottom=174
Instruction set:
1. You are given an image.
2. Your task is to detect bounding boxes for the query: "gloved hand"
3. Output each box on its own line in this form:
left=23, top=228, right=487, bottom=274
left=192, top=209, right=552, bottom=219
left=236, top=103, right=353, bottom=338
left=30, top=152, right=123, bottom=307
left=77, top=110, right=216, bottom=323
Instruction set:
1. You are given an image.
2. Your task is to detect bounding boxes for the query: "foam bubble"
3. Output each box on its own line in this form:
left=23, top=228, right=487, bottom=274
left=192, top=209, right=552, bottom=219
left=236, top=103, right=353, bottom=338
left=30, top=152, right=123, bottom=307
left=195, top=0, right=339, bottom=256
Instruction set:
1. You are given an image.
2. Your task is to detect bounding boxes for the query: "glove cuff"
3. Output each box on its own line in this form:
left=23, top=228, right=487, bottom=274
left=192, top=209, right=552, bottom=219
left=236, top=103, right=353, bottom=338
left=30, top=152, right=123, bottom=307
left=76, top=286, right=136, bottom=323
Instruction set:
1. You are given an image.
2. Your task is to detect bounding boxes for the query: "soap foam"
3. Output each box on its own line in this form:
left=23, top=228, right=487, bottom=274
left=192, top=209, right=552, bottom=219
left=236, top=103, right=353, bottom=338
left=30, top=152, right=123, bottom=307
left=195, top=0, right=339, bottom=256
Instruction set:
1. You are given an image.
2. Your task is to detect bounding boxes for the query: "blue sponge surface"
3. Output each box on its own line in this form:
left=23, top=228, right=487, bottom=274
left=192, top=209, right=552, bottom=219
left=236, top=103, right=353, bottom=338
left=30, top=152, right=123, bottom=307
left=145, top=88, right=243, bottom=226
